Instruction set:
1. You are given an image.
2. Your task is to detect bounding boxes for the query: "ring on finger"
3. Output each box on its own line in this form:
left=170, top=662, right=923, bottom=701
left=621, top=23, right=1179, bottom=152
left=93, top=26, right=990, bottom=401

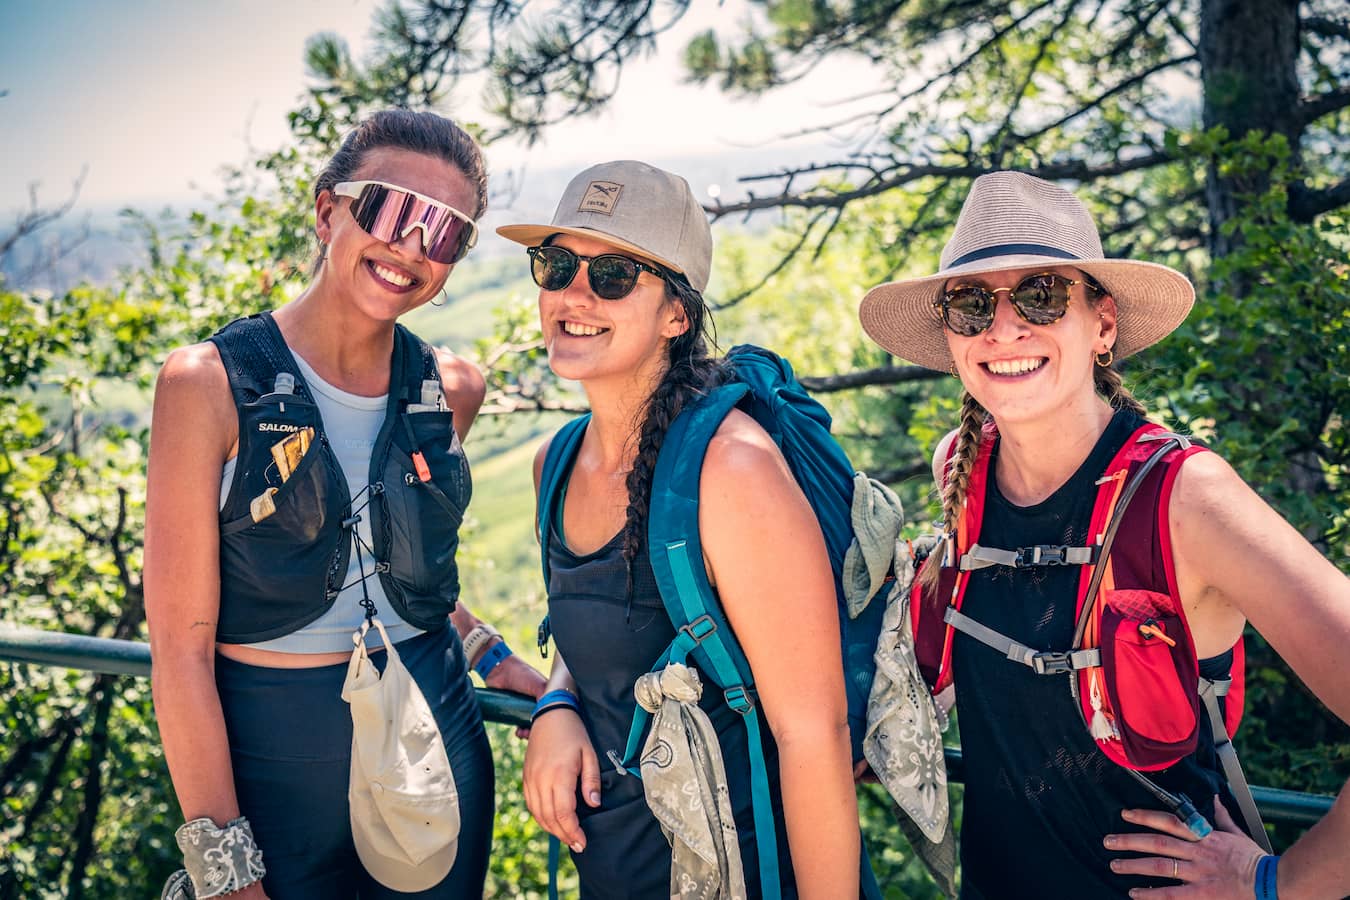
left=1172, top=859, right=1179, bottom=879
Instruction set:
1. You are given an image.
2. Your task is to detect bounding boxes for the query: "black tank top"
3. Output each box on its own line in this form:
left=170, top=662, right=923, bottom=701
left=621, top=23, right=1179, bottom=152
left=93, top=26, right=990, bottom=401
left=953, top=410, right=1234, bottom=899
left=546, top=527, right=796, bottom=899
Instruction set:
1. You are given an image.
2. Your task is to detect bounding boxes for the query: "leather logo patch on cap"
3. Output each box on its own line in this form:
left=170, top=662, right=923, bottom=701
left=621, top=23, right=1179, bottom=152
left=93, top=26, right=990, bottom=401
left=579, top=181, right=623, bottom=215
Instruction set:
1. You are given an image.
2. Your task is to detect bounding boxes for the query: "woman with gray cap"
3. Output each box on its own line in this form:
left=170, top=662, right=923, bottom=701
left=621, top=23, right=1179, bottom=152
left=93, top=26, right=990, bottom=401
left=859, top=171, right=1350, bottom=898
left=499, top=160, right=861, bottom=898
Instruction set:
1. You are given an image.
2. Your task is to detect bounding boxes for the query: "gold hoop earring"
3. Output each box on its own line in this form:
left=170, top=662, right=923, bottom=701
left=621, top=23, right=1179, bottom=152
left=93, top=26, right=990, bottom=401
left=948, top=361, right=958, bottom=378
left=1095, top=349, right=1114, bottom=367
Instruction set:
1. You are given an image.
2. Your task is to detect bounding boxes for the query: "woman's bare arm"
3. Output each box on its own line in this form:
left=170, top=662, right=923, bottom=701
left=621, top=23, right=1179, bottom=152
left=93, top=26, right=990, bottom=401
left=700, top=410, right=860, bottom=900
left=145, top=342, right=268, bottom=896
left=1109, top=451, right=1350, bottom=899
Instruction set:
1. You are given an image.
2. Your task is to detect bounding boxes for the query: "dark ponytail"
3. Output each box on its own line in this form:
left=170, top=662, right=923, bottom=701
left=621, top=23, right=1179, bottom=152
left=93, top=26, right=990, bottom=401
left=619, top=276, right=728, bottom=601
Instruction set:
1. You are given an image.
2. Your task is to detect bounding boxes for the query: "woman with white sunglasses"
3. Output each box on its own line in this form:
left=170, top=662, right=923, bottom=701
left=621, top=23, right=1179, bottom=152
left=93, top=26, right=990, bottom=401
left=860, top=171, right=1350, bottom=898
left=145, top=109, right=545, bottom=899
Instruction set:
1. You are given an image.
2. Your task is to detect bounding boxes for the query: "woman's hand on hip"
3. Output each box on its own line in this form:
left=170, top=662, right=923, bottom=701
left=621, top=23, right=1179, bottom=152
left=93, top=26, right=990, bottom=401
left=1104, top=797, right=1266, bottom=897
left=522, top=708, right=600, bottom=854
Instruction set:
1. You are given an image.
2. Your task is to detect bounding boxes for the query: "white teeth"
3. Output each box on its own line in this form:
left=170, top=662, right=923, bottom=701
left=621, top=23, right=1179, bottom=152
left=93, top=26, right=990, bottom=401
left=986, top=357, right=1045, bottom=375
left=562, top=321, right=606, bottom=336
left=371, top=262, right=414, bottom=287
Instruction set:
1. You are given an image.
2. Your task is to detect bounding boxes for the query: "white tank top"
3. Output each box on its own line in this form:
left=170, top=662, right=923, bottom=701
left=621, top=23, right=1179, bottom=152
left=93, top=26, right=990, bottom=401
left=221, top=351, right=423, bottom=653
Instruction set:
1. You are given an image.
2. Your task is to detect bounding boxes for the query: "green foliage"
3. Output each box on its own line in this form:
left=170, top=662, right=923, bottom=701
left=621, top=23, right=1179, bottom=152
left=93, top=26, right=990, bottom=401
left=0, top=268, right=181, bottom=896
left=4, top=1, right=1348, bottom=895
left=1147, top=131, right=1350, bottom=564
left=1141, top=134, right=1350, bottom=843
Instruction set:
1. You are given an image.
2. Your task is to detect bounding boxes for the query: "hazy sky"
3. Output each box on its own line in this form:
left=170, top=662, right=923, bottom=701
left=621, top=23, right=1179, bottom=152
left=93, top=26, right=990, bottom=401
left=1, top=1, right=876, bottom=221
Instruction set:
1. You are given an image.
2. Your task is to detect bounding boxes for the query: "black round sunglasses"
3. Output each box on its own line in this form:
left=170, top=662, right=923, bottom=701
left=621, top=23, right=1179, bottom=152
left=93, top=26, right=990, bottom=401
left=935, top=272, right=1103, bottom=336
left=527, top=244, right=668, bottom=300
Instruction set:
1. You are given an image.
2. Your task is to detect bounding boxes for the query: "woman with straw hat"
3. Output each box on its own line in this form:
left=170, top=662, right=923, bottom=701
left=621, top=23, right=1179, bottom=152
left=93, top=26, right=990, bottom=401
left=859, top=171, right=1350, bottom=898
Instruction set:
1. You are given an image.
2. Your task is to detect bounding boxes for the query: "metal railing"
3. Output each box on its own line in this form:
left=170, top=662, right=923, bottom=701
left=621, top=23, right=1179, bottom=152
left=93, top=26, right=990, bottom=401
left=0, top=624, right=1334, bottom=826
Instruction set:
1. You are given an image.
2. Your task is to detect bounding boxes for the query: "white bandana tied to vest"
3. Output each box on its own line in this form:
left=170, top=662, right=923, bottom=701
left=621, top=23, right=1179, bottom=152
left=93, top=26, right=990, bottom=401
left=634, top=664, right=747, bottom=900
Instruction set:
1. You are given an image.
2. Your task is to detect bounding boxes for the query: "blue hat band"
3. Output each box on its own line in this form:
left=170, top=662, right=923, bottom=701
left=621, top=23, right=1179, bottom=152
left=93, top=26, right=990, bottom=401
left=947, top=242, right=1081, bottom=270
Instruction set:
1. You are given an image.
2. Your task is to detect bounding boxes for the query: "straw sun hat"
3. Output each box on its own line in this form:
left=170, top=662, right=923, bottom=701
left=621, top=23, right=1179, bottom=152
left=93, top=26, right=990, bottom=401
left=858, top=171, right=1195, bottom=371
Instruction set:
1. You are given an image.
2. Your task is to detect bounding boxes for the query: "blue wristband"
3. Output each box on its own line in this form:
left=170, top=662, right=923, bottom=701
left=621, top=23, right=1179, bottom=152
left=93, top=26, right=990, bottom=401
left=472, top=640, right=512, bottom=679
left=1254, top=854, right=1279, bottom=900
left=531, top=689, right=580, bottom=722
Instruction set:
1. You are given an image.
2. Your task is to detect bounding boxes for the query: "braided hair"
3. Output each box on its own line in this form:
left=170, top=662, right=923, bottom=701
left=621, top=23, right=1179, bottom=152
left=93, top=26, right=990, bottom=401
left=917, top=390, right=988, bottom=594
left=619, top=274, right=728, bottom=601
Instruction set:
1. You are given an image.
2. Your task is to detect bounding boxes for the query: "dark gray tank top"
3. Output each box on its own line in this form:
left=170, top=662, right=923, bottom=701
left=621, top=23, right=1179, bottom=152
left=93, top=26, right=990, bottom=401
left=546, top=524, right=796, bottom=899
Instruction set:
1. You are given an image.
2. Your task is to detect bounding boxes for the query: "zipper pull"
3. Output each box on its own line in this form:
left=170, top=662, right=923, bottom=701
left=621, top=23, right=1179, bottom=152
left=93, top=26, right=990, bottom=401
left=412, top=451, right=432, bottom=483
left=1138, top=618, right=1177, bottom=647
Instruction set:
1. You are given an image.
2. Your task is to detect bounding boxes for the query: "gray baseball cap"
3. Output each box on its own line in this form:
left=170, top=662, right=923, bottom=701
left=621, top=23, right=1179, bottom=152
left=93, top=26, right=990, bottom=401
left=497, top=160, right=714, bottom=292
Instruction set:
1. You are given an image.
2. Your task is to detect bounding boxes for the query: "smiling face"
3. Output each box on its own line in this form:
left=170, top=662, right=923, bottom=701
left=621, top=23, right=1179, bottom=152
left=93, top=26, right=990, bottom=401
left=314, top=146, right=477, bottom=324
left=537, top=232, right=689, bottom=388
left=943, top=264, right=1118, bottom=427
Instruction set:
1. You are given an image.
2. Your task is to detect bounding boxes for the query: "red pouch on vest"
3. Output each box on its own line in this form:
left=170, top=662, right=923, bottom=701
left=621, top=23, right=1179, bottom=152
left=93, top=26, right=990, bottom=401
left=1097, top=589, right=1199, bottom=770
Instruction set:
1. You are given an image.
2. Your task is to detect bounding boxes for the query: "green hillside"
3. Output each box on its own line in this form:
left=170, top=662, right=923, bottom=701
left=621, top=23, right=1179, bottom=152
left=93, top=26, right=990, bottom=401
left=403, top=255, right=535, bottom=350
left=457, top=414, right=567, bottom=645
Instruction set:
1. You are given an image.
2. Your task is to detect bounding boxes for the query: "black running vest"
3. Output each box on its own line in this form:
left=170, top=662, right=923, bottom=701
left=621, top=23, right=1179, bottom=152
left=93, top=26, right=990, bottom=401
left=210, top=312, right=471, bottom=643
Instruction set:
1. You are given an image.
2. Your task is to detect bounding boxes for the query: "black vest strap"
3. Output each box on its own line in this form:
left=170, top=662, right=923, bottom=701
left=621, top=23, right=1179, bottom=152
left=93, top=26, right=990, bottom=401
left=210, top=312, right=312, bottom=405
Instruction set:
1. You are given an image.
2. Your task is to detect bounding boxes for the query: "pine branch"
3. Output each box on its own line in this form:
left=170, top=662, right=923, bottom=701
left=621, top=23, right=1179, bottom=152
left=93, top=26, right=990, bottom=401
left=799, top=365, right=945, bottom=393
left=1013, top=54, right=1199, bottom=146
left=707, top=151, right=1176, bottom=218
left=1288, top=176, right=1350, bottom=221
left=1303, top=15, right=1350, bottom=43
left=1299, top=85, right=1350, bottom=126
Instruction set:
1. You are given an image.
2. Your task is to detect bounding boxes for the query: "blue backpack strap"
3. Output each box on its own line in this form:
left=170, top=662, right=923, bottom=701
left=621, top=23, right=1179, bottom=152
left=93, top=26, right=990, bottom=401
left=638, top=379, right=784, bottom=898
left=547, top=834, right=561, bottom=900
left=536, top=416, right=590, bottom=899
left=536, top=414, right=591, bottom=587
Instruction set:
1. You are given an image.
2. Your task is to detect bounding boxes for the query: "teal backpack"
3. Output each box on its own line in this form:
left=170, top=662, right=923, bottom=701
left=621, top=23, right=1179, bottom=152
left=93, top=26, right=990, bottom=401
left=537, top=345, right=887, bottom=898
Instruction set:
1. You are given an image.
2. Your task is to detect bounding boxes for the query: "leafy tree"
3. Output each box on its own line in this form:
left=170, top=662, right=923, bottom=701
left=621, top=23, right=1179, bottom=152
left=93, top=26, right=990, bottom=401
left=295, top=0, right=1350, bottom=885
left=3, top=1, right=1347, bottom=895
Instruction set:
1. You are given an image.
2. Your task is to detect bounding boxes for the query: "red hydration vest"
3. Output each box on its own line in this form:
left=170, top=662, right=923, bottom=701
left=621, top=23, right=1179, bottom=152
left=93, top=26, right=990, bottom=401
left=910, top=421, right=1268, bottom=846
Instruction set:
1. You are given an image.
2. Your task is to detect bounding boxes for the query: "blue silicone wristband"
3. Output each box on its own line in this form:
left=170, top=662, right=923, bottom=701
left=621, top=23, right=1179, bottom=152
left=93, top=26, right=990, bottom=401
left=531, top=689, right=580, bottom=721
left=1254, top=854, right=1279, bottom=900
left=472, top=640, right=512, bottom=679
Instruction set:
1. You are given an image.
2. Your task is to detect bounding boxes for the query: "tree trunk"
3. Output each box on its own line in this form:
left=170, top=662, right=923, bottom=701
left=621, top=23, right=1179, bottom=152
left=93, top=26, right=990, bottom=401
left=1199, top=0, right=1301, bottom=259
left=1200, top=0, right=1327, bottom=543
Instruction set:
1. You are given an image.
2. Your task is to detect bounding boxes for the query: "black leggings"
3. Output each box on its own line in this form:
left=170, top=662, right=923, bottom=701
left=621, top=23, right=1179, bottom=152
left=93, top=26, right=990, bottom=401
left=216, top=626, right=494, bottom=899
